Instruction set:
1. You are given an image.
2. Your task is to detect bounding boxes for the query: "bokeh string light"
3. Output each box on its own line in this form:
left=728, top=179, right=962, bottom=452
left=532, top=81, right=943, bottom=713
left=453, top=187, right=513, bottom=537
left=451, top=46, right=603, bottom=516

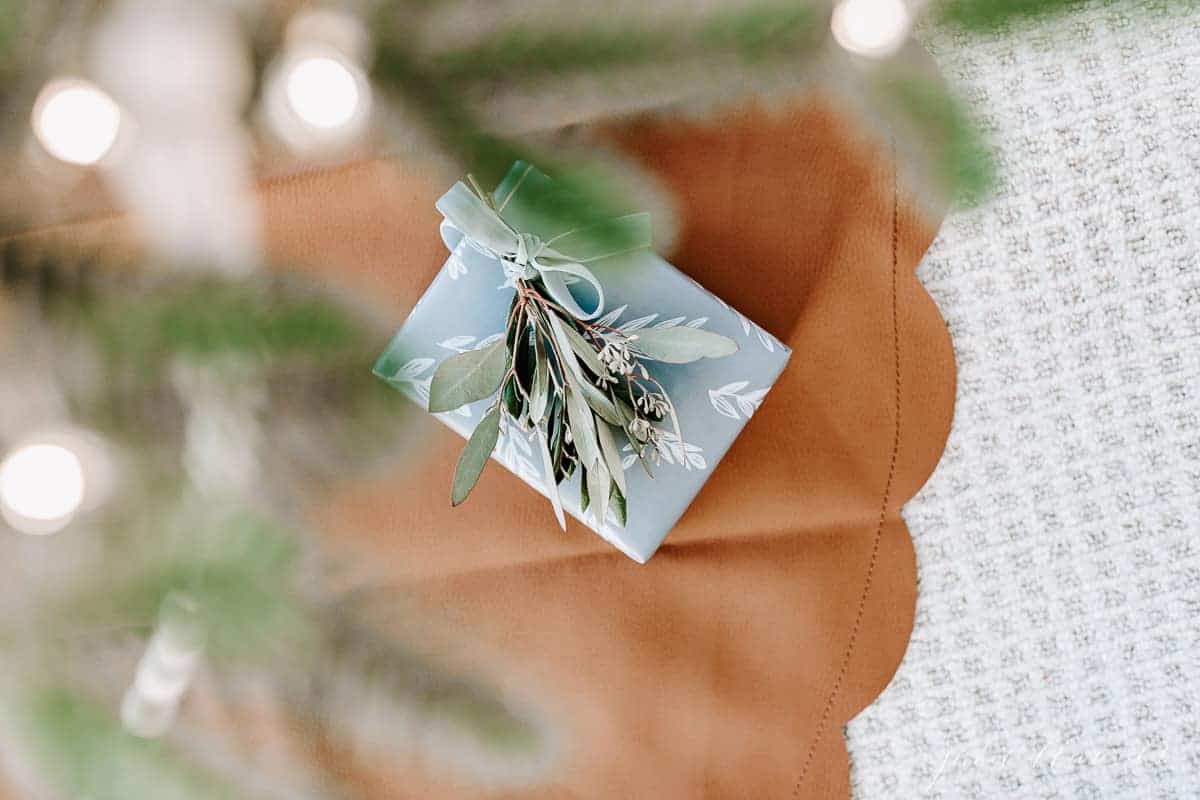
left=0, top=442, right=86, bottom=534
left=265, top=9, right=372, bottom=154
left=831, top=0, right=912, bottom=59
left=31, top=79, right=122, bottom=166
left=286, top=56, right=363, bottom=130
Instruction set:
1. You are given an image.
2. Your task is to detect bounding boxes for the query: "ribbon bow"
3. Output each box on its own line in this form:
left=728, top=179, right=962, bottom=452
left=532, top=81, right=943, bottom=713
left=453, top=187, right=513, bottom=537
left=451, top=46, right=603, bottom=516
left=436, top=167, right=651, bottom=321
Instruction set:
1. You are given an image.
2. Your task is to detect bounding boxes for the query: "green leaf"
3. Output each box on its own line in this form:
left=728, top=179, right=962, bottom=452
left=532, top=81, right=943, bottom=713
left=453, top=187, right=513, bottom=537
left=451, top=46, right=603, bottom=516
left=628, top=327, right=738, bottom=363
left=577, top=379, right=623, bottom=426
left=451, top=405, right=501, bottom=505
left=429, top=340, right=507, bottom=412
left=563, top=385, right=601, bottom=471
left=630, top=438, right=656, bottom=479
left=535, top=427, right=566, bottom=530
left=579, top=465, right=590, bottom=512
left=610, top=483, right=627, bottom=527
left=505, top=302, right=524, bottom=354
left=610, top=377, right=635, bottom=408
left=542, top=311, right=622, bottom=424
left=548, top=395, right=565, bottom=471
left=529, top=337, right=550, bottom=423
left=596, top=420, right=626, bottom=496
left=543, top=311, right=588, bottom=385
left=513, top=318, right=536, bottom=397
left=502, top=376, right=523, bottom=419
left=613, top=398, right=656, bottom=478
left=586, top=457, right=611, bottom=527
left=558, top=320, right=606, bottom=377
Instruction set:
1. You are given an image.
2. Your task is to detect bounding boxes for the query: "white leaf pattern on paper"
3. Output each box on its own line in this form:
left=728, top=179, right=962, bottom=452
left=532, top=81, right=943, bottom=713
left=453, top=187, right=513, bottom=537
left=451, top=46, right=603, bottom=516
left=619, top=314, right=658, bottom=332
left=595, top=305, right=710, bottom=334
left=437, top=335, right=477, bottom=352
left=593, top=304, right=628, bottom=328
left=494, top=418, right=543, bottom=488
left=752, top=327, right=778, bottom=352
left=656, top=432, right=707, bottom=470
left=708, top=381, right=769, bottom=420
left=715, top=298, right=781, bottom=352
left=438, top=332, right=505, bottom=354
left=447, top=239, right=471, bottom=280
left=433, top=403, right=473, bottom=420
left=387, top=358, right=435, bottom=405
left=621, top=434, right=707, bottom=472
left=447, top=254, right=469, bottom=280
left=603, top=307, right=711, bottom=333
left=391, top=357, right=434, bottom=381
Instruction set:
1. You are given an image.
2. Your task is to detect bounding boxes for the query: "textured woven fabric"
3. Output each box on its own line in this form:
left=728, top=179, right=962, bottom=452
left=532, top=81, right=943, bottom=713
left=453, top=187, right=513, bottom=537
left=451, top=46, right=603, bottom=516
left=847, top=4, right=1200, bottom=798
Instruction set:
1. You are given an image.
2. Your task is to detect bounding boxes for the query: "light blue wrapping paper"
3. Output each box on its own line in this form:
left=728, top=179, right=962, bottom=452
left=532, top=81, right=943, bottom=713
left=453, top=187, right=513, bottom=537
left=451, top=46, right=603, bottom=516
left=374, top=164, right=791, bottom=562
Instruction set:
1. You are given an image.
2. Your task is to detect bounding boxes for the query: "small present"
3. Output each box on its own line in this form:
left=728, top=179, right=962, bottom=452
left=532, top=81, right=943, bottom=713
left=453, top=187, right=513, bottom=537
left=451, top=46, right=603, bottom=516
left=374, top=162, right=790, bottom=562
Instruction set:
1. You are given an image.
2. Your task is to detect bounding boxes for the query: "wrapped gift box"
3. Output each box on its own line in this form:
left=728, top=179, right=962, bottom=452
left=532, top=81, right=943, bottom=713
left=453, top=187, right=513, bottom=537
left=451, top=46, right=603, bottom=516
left=374, top=163, right=791, bottom=562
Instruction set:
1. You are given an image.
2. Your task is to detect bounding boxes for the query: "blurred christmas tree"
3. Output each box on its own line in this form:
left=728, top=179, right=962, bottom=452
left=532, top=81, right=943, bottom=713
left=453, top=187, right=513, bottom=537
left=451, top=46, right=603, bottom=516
left=0, top=0, right=1187, bottom=796
left=0, top=240, right=556, bottom=798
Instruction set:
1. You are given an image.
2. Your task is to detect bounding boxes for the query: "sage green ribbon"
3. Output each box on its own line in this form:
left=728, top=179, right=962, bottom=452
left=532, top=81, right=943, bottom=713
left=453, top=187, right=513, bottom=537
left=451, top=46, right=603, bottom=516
left=436, top=176, right=651, bottom=321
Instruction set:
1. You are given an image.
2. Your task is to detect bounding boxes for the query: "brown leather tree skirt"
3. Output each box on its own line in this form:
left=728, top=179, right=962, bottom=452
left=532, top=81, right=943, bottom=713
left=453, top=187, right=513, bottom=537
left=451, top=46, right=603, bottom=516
left=265, top=98, right=955, bottom=798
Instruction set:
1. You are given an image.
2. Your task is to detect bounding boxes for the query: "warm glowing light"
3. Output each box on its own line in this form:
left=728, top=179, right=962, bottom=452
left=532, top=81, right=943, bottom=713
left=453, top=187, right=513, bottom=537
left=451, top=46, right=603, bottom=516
left=32, top=79, right=122, bottom=165
left=285, top=56, right=362, bottom=129
left=265, top=8, right=371, bottom=153
left=0, top=443, right=86, bottom=534
left=831, top=0, right=911, bottom=59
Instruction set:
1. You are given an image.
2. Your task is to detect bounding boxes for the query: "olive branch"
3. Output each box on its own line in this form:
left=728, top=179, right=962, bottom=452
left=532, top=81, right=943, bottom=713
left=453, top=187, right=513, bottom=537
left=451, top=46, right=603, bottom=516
left=425, top=182, right=737, bottom=530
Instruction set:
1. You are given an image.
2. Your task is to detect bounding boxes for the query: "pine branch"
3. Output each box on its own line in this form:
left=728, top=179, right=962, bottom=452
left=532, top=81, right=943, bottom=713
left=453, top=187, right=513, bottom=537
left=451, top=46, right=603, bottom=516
left=1, top=242, right=365, bottom=366
left=299, top=603, right=555, bottom=787
left=427, top=2, right=818, bottom=84
left=934, top=0, right=1187, bottom=31
left=19, top=688, right=235, bottom=800
left=373, top=30, right=645, bottom=253
left=56, top=506, right=312, bottom=664
left=935, top=0, right=1087, bottom=30
left=0, top=242, right=414, bottom=469
left=0, top=0, right=27, bottom=64
left=876, top=71, right=994, bottom=207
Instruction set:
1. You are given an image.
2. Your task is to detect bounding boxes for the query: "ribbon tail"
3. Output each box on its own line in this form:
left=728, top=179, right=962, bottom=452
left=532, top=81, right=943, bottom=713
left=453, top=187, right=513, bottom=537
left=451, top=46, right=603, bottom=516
left=542, top=212, right=652, bottom=263
left=539, top=262, right=605, bottom=321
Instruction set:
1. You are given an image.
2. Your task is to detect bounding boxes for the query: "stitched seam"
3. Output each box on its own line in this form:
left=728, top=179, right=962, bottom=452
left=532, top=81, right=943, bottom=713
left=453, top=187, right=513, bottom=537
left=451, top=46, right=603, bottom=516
left=792, top=145, right=902, bottom=796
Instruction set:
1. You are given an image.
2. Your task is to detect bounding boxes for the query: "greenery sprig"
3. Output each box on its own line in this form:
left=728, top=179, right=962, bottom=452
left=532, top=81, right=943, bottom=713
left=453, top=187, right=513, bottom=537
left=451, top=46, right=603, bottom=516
left=425, top=182, right=737, bottom=530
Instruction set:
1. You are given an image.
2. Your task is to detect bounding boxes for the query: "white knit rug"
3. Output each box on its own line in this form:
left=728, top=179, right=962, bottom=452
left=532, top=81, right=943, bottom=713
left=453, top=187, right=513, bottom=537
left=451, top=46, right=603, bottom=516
left=846, top=3, right=1200, bottom=798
